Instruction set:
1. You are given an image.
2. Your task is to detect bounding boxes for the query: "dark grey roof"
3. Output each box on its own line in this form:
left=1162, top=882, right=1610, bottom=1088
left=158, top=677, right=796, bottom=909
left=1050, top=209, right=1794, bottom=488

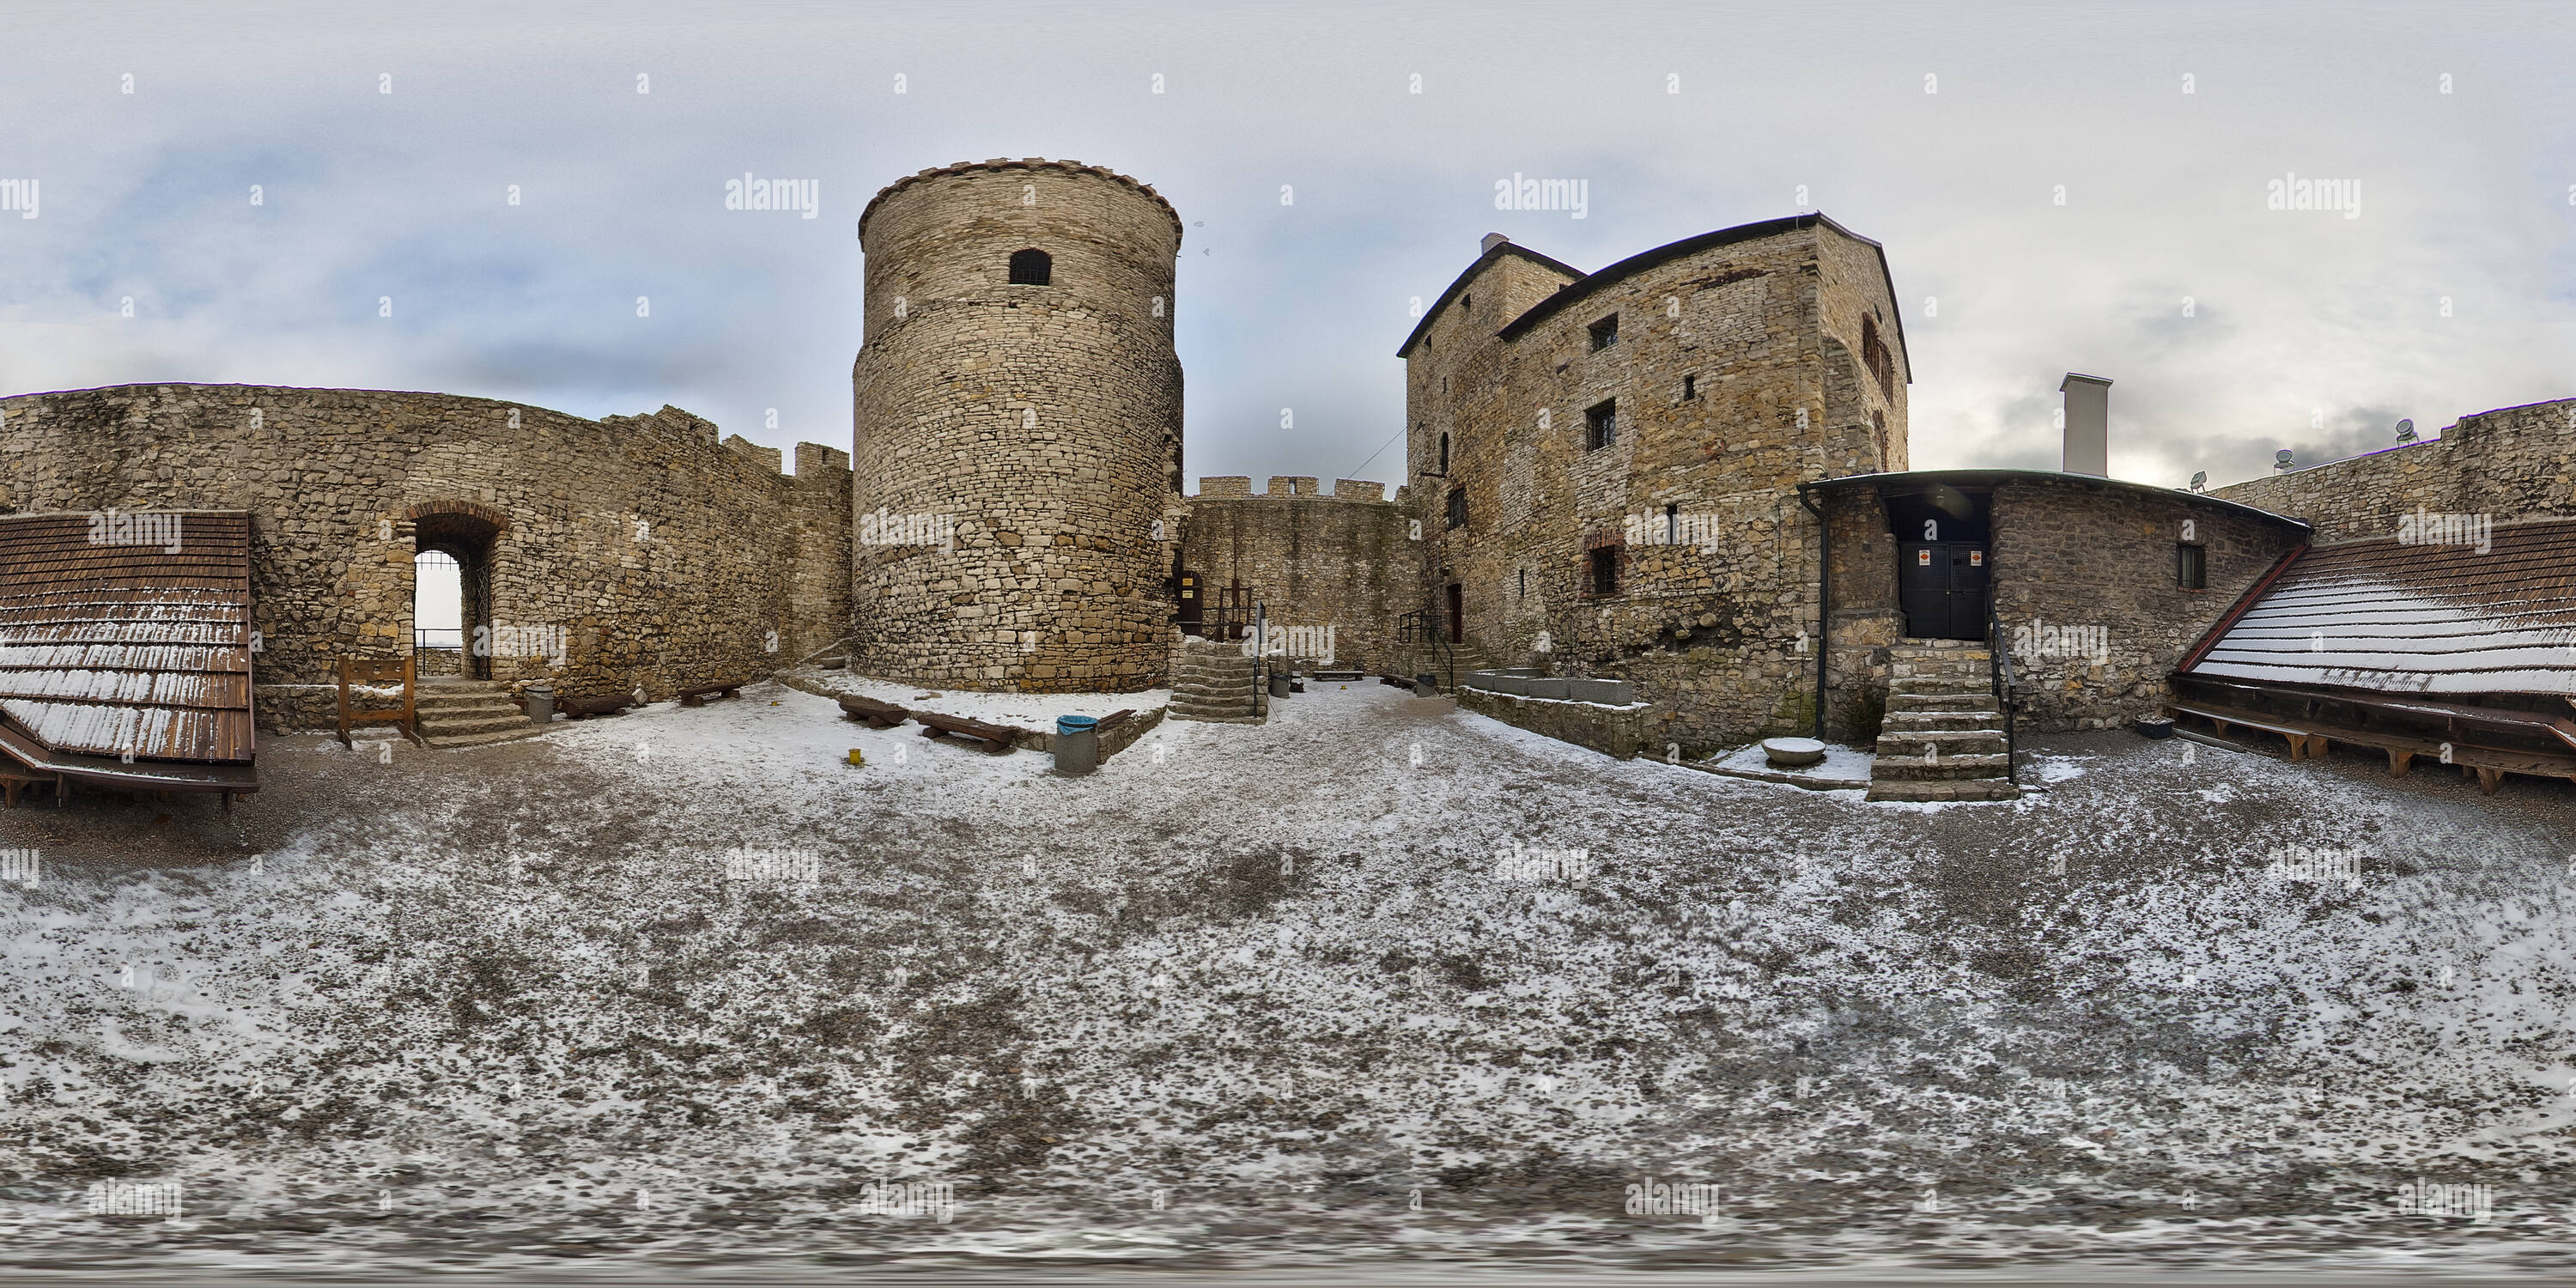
left=1797, top=468, right=2313, bottom=534
left=1394, top=241, right=1584, bottom=358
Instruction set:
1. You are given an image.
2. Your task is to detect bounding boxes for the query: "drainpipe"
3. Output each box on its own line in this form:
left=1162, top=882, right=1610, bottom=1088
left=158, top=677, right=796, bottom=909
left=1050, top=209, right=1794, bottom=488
left=1795, top=483, right=1828, bottom=741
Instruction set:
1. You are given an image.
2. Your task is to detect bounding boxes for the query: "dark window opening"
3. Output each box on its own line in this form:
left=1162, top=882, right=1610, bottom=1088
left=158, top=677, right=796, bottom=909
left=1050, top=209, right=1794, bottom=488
left=1519, top=567, right=1527, bottom=599
left=1589, top=547, right=1619, bottom=597
left=2177, top=544, right=2207, bottom=590
left=1861, top=315, right=1894, bottom=399
left=1682, top=374, right=1698, bottom=401
left=1008, top=248, right=1052, bottom=286
left=1438, top=432, right=1449, bottom=473
left=1589, top=313, right=1619, bottom=351
left=1461, top=294, right=1472, bottom=314
left=1664, top=503, right=1678, bottom=546
left=1586, top=398, right=1616, bottom=451
left=1446, top=486, right=1467, bottom=531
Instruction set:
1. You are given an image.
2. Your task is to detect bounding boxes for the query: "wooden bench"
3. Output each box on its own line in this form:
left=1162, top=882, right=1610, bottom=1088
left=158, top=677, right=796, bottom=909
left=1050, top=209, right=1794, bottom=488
left=562, top=693, right=640, bottom=720
left=678, top=682, right=745, bottom=708
left=1313, top=669, right=1364, bottom=682
left=2169, top=702, right=2330, bottom=761
left=1, top=766, right=57, bottom=808
left=915, top=710, right=1017, bottom=754
left=2172, top=698, right=2576, bottom=794
left=837, top=694, right=910, bottom=729
left=1095, top=708, right=1136, bottom=734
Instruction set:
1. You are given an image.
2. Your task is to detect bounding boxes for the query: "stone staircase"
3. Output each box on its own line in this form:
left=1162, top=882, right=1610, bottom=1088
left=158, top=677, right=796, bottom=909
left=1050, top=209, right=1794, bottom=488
left=1403, top=639, right=1499, bottom=687
left=1167, top=641, right=1263, bottom=724
left=1865, top=640, right=2020, bottom=802
left=415, top=676, right=545, bottom=749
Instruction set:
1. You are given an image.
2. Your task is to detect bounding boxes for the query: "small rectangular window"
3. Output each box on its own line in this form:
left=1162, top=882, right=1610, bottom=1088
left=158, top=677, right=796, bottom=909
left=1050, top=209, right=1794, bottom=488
left=1446, top=486, right=1467, bottom=531
left=1664, top=503, right=1678, bottom=546
left=1682, top=374, right=1698, bottom=400
left=2177, top=544, right=2207, bottom=590
left=1586, top=398, right=1616, bottom=451
left=1589, top=314, right=1618, bottom=350
left=1589, top=547, right=1619, bottom=597
left=1518, top=567, right=1527, bottom=599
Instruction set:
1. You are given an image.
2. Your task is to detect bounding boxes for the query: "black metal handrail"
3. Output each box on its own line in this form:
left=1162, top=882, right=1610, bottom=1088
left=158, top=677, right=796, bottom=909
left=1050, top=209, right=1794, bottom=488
left=1396, top=608, right=1454, bottom=686
left=1988, top=601, right=2018, bottom=786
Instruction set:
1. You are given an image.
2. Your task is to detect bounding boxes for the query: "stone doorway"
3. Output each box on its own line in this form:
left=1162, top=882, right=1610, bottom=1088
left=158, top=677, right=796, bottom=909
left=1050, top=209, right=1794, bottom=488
left=408, top=501, right=507, bottom=681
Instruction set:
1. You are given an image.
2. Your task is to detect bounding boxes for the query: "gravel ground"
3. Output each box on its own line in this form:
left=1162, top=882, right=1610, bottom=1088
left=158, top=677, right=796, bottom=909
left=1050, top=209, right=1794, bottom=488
left=3, top=677, right=2574, bottom=1279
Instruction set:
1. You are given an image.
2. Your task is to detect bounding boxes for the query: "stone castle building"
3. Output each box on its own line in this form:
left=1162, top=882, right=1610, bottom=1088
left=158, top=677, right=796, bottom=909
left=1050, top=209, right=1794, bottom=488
left=3, top=155, right=2568, bottom=799
left=849, top=159, right=1185, bottom=693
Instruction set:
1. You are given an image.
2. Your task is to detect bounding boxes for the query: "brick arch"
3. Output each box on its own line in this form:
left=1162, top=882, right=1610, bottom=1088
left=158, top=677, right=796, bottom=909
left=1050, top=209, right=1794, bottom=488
left=403, top=498, right=510, bottom=533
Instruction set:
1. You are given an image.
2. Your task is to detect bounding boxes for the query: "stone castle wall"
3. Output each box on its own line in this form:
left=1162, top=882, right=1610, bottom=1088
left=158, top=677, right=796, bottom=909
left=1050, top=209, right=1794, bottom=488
left=1818, top=477, right=2306, bottom=738
left=849, top=159, right=1184, bottom=693
left=0, top=384, right=850, bottom=732
left=1180, top=477, right=1415, bottom=674
left=2210, top=398, right=2576, bottom=544
left=1404, top=217, right=1909, bottom=755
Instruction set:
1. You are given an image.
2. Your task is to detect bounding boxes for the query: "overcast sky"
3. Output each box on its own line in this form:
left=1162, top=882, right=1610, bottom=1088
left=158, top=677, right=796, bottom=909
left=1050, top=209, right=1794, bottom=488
left=3, top=1, right=2571, bottom=495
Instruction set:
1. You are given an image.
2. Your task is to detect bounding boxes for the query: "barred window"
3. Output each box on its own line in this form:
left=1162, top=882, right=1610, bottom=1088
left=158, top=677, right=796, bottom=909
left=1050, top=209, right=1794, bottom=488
left=1586, top=398, right=1616, bottom=451
left=1008, top=248, right=1051, bottom=286
left=1446, top=486, right=1467, bottom=531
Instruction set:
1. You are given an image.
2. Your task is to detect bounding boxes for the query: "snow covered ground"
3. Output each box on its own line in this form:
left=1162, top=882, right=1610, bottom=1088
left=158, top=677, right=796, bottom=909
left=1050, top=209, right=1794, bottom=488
left=3, top=680, right=2574, bottom=1278
left=786, top=668, right=1170, bottom=732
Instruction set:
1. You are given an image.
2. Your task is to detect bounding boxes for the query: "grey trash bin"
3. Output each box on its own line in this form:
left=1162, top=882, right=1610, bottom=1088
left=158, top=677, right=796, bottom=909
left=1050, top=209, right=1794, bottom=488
left=1270, top=671, right=1291, bottom=698
left=523, top=683, right=554, bottom=726
left=1054, top=714, right=1099, bottom=775
left=1414, top=672, right=1438, bottom=697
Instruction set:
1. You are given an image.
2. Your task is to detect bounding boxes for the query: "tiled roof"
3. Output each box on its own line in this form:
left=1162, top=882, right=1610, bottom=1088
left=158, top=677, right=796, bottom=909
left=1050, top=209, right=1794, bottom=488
left=2181, top=519, right=2576, bottom=696
left=0, top=511, right=257, bottom=763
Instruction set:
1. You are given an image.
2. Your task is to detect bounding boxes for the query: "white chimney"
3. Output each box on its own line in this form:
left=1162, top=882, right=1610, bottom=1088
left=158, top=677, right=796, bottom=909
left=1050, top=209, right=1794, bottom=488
left=2059, top=373, right=2111, bottom=477
left=1481, top=232, right=1510, bottom=255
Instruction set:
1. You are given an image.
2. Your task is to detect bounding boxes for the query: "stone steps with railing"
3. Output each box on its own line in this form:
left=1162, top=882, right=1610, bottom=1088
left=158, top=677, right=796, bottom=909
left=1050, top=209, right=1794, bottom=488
left=1167, top=642, right=1263, bottom=724
left=1866, top=641, right=2020, bottom=802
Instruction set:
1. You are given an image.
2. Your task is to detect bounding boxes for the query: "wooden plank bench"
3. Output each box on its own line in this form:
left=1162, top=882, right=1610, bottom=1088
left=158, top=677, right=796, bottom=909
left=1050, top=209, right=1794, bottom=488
left=2172, top=699, right=2576, bottom=794
left=562, top=694, right=640, bottom=720
left=678, top=682, right=745, bottom=708
left=1, top=766, right=58, bottom=808
left=2169, top=702, right=2331, bottom=761
left=837, top=694, right=910, bottom=729
left=915, top=710, right=1017, bottom=754
left=1095, top=708, right=1136, bottom=734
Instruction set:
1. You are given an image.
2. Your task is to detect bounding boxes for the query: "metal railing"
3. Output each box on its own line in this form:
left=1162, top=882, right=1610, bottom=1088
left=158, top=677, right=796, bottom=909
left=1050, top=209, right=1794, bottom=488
left=1987, top=601, right=2019, bottom=786
left=415, top=627, right=464, bottom=651
left=1397, top=608, right=1455, bottom=689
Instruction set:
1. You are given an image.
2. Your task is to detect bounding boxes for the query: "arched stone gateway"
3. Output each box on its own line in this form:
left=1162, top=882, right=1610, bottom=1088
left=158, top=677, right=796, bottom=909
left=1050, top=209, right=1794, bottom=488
left=406, top=501, right=509, bottom=679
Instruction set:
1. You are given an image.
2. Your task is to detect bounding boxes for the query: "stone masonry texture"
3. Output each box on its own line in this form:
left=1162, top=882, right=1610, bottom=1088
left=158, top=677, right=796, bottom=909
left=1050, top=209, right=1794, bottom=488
left=1180, top=477, right=1417, bottom=676
left=0, top=384, right=851, bottom=732
left=2211, top=398, right=2576, bottom=545
left=848, top=159, right=1184, bottom=694
left=1401, top=216, right=1911, bottom=756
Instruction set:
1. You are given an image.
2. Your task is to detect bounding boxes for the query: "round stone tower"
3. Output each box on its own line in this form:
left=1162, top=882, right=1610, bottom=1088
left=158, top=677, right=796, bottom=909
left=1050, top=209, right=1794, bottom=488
left=850, top=158, right=1183, bottom=693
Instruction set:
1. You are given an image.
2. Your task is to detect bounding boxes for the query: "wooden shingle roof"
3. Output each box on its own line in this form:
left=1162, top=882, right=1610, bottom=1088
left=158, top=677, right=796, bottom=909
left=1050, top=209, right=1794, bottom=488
left=0, top=511, right=257, bottom=764
left=2181, top=519, right=2576, bottom=697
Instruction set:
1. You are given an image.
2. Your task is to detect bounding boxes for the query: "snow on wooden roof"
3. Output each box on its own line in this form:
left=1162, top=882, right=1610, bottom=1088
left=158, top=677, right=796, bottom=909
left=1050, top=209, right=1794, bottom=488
left=2182, top=519, right=2576, bottom=697
left=0, top=511, right=256, bottom=763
